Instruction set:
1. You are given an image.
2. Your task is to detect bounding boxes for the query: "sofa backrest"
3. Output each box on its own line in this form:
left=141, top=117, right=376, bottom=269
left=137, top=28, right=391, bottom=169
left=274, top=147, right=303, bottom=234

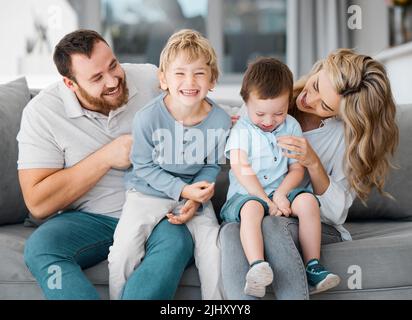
left=2, top=81, right=411, bottom=225
left=0, top=78, right=31, bottom=226
left=347, top=104, right=412, bottom=221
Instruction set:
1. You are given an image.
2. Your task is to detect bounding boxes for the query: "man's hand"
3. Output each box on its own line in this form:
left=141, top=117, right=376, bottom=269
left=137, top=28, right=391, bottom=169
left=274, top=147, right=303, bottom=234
left=166, top=200, right=200, bottom=224
left=181, top=181, right=215, bottom=203
left=100, top=134, right=133, bottom=170
left=272, top=192, right=292, bottom=217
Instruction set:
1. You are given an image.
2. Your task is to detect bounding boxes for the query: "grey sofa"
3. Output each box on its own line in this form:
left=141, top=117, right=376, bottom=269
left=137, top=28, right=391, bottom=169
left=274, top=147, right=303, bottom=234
left=1, top=77, right=412, bottom=300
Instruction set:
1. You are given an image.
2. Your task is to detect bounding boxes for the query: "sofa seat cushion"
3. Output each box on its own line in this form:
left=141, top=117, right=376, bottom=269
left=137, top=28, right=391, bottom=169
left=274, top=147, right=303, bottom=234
left=0, top=223, right=200, bottom=290
left=316, top=220, right=412, bottom=296
left=3, top=220, right=412, bottom=299
left=0, top=223, right=36, bottom=284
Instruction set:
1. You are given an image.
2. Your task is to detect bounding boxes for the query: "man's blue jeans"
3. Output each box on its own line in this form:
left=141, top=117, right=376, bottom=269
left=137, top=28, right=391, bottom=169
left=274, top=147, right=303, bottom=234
left=24, top=211, right=194, bottom=299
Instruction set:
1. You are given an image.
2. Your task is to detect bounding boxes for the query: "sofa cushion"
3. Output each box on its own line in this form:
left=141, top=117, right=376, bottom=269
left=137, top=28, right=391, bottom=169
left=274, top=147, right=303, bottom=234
left=0, top=223, right=201, bottom=299
left=0, top=78, right=30, bottom=225
left=3, top=220, right=412, bottom=299
left=348, top=104, right=412, bottom=221
left=314, top=220, right=412, bottom=298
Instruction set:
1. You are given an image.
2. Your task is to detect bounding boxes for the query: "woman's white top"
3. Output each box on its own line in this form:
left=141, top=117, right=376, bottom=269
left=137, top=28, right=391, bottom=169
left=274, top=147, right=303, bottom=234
left=302, top=117, right=355, bottom=241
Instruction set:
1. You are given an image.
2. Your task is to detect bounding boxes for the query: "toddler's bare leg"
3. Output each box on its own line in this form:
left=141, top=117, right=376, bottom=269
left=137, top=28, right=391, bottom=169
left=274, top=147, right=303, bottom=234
left=291, top=193, right=321, bottom=264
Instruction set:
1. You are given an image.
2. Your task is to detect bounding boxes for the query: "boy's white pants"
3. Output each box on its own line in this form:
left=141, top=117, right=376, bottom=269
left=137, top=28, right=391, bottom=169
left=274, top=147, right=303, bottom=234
left=108, top=189, right=222, bottom=300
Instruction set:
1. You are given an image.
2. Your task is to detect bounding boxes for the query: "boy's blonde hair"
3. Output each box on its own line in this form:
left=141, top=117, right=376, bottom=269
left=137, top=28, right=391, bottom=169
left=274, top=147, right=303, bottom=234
left=159, top=29, right=219, bottom=83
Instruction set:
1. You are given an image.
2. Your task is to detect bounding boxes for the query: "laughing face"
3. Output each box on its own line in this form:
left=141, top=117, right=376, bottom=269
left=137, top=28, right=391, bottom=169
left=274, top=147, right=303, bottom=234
left=295, top=69, right=341, bottom=119
left=65, top=40, right=129, bottom=115
left=246, top=91, right=289, bottom=132
left=158, top=51, right=215, bottom=109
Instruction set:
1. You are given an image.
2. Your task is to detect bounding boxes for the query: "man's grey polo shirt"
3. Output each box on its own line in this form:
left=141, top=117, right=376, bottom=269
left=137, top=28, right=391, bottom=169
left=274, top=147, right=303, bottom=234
left=17, top=63, right=161, bottom=218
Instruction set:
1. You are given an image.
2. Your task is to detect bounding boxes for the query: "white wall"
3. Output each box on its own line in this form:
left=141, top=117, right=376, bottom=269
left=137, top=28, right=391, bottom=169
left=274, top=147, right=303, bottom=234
left=375, top=42, right=412, bottom=105
left=348, top=0, right=412, bottom=104
left=349, top=0, right=389, bottom=56
left=0, top=0, right=77, bottom=78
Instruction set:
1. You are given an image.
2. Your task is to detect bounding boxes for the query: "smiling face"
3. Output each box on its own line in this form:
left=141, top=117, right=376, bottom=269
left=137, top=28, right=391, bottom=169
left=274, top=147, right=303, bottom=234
left=296, top=69, right=341, bottom=119
left=159, top=51, right=215, bottom=109
left=65, top=40, right=128, bottom=114
left=246, top=90, right=289, bottom=132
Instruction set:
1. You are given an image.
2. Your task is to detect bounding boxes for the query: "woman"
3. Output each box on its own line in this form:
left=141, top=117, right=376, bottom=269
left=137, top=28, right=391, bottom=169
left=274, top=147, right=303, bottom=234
left=219, top=49, right=399, bottom=299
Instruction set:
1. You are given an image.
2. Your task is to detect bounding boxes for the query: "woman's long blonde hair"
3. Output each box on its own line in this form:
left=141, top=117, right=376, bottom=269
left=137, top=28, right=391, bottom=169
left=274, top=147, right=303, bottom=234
left=291, top=49, right=399, bottom=202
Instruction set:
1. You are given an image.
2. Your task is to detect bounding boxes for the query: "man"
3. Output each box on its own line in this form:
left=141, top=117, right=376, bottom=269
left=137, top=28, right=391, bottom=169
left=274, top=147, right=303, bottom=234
left=18, top=29, right=194, bottom=300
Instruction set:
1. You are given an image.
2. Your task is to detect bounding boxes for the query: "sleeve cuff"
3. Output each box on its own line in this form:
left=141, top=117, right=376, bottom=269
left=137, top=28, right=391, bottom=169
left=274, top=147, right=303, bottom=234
left=170, top=180, right=188, bottom=201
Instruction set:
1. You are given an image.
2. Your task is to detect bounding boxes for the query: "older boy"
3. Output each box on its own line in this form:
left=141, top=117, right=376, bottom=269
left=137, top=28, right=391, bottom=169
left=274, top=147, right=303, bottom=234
left=108, top=29, right=231, bottom=300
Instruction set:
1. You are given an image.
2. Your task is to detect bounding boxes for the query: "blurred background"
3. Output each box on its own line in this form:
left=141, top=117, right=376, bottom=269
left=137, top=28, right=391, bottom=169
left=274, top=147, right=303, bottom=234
left=0, top=0, right=411, bottom=104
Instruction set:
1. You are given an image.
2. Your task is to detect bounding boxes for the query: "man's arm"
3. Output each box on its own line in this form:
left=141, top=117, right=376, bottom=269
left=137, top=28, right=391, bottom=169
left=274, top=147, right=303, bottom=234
left=19, top=135, right=132, bottom=220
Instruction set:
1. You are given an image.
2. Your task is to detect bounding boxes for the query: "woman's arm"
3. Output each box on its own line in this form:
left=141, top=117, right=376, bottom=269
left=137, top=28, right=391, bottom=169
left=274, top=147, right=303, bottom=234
left=317, top=177, right=356, bottom=225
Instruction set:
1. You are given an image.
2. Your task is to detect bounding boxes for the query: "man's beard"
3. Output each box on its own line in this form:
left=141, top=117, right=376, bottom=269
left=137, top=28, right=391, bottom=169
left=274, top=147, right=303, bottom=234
left=76, top=76, right=129, bottom=114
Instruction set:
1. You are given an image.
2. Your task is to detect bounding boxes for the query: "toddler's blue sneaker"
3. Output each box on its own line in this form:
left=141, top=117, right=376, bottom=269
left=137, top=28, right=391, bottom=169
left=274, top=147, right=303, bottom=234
left=306, top=259, right=340, bottom=295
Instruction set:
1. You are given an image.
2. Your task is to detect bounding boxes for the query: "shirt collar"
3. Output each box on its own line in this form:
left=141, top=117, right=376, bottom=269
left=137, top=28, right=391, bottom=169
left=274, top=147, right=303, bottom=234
left=124, top=65, right=139, bottom=100
left=59, top=81, right=85, bottom=119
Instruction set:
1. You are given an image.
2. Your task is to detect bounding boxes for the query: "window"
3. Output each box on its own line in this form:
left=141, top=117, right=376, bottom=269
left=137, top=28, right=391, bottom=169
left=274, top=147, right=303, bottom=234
left=102, top=0, right=287, bottom=79
left=102, top=0, right=208, bottom=65
left=222, top=0, right=287, bottom=73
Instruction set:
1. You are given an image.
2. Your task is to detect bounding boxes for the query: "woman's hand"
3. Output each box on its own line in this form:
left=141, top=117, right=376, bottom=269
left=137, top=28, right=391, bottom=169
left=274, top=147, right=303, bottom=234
left=277, top=136, right=320, bottom=169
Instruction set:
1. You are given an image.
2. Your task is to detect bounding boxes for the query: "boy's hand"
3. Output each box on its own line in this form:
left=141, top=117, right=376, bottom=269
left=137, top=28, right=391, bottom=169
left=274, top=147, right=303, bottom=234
left=267, top=200, right=279, bottom=216
left=100, top=134, right=132, bottom=170
left=272, top=192, right=292, bottom=217
left=181, top=181, right=215, bottom=203
left=166, top=200, right=200, bottom=224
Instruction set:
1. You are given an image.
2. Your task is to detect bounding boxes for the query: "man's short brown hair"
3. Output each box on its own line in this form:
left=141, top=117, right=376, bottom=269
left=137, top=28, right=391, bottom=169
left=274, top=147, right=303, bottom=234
left=240, top=57, right=293, bottom=103
left=53, top=29, right=108, bottom=80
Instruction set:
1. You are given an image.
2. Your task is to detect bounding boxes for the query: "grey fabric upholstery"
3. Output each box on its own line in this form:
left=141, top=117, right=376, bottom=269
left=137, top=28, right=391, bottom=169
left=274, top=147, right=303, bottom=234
left=0, top=223, right=201, bottom=300
left=0, top=81, right=411, bottom=300
left=348, top=104, right=412, bottom=221
left=2, top=221, right=412, bottom=299
left=0, top=78, right=30, bottom=225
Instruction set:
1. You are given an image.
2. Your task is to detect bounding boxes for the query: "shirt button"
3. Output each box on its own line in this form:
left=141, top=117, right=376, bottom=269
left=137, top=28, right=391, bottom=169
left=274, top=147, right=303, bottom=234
left=264, top=175, right=268, bottom=180
left=274, top=157, right=277, bottom=162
